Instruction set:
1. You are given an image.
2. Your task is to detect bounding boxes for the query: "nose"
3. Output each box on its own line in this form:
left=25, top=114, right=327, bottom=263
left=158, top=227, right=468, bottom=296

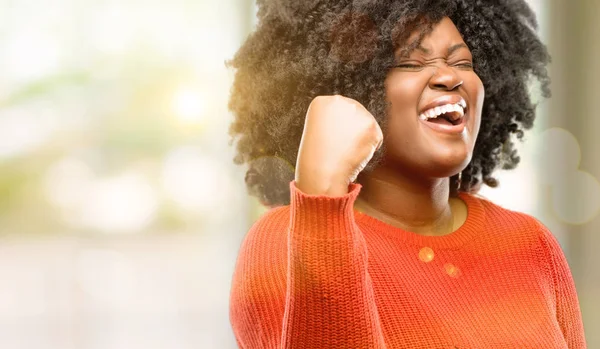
left=428, top=65, right=463, bottom=91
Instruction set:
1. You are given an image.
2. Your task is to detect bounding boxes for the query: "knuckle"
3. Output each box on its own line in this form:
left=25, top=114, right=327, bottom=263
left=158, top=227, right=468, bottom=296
left=311, top=95, right=326, bottom=105
left=366, top=118, right=379, bottom=131
left=369, top=121, right=383, bottom=140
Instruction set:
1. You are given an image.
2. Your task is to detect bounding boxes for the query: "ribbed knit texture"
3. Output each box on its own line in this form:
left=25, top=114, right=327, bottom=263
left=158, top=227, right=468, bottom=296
left=229, top=181, right=586, bottom=348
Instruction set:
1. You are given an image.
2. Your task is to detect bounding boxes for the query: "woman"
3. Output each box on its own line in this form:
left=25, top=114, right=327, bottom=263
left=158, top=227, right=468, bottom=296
left=228, top=0, right=586, bottom=348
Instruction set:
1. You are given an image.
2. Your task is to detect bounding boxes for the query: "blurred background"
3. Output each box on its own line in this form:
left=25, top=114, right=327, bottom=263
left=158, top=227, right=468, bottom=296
left=0, top=0, right=597, bottom=348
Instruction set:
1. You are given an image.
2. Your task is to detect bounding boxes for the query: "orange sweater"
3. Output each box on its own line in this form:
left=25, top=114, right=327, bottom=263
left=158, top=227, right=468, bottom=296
left=230, top=182, right=586, bottom=348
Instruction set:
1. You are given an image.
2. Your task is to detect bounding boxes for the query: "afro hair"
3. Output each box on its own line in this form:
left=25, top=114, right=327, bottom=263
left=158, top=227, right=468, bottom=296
left=228, top=0, right=550, bottom=207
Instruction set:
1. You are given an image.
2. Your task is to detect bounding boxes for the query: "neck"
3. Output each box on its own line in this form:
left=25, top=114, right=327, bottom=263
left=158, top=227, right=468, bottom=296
left=354, top=166, right=458, bottom=236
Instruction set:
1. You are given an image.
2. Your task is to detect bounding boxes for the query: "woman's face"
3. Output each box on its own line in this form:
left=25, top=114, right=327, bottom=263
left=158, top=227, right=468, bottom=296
left=383, top=17, right=484, bottom=179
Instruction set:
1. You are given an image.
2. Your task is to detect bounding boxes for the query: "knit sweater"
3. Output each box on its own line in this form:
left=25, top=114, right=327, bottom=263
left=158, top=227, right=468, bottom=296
left=229, top=181, right=586, bottom=348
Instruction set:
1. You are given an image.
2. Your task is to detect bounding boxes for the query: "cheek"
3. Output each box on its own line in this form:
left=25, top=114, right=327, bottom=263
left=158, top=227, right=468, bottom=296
left=470, top=73, right=485, bottom=105
left=383, top=75, right=429, bottom=156
left=466, top=75, right=485, bottom=136
left=385, top=73, right=428, bottom=114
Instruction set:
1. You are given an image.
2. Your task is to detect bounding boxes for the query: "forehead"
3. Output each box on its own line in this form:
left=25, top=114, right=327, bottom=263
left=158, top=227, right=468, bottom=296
left=420, top=18, right=465, bottom=47
left=398, top=17, right=470, bottom=57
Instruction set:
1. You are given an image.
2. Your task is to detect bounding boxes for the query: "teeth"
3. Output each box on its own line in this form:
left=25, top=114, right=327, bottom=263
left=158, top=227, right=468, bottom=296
left=418, top=101, right=466, bottom=121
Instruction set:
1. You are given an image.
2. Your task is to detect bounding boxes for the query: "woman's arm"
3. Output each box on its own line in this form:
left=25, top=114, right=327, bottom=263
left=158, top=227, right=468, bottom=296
left=538, top=225, right=587, bottom=348
left=229, top=181, right=386, bottom=348
left=231, top=95, right=385, bottom=348
left=281, top=181, right=386, bottom=348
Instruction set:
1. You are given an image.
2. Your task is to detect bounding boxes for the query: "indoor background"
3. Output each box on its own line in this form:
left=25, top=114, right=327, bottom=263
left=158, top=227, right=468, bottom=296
left=0, top=0, right=598, bottom=348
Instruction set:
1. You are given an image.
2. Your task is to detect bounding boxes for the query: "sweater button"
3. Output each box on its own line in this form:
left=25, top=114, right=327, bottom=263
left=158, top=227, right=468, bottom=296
left=418, top=247, right=434, bottom=263
left=444, top=263, right=461, bottom=278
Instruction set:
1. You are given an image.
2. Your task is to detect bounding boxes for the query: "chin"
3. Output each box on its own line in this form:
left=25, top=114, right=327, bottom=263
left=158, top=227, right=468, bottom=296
left=423, top=148, right=472, bottom=178
left=384, top=139, right=474, bottom=178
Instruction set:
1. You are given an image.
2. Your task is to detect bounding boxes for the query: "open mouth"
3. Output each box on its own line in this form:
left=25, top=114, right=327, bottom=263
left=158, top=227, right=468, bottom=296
left=418, top=100, right=466, bottom=126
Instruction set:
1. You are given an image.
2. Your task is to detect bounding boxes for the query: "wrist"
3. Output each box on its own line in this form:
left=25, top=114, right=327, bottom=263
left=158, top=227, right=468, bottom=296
left=295, top=173, right=350, bottom=197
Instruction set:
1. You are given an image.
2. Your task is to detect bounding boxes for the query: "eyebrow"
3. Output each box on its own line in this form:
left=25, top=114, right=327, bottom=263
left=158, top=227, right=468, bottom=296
left=416, top=43, right=469, bottom=56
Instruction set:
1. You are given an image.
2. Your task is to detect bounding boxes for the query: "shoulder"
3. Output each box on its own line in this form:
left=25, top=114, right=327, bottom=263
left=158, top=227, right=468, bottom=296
left=232, top=205, right=290, bottom=283
left=462, top=193, right=549, bottom=248
left=230, top=205, right=290, bottom=299
left=468, top=193, right=543, bottom=233
left=464, top=194, right=567, bottom=269
left=242, top=205, right=290, bottom=249
left=230, top=206, right=290, bottom=344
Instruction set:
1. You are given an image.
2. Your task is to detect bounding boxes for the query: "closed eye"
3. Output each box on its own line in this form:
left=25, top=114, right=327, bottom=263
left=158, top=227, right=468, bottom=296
left=394, top=63, right=423, bottom=70
left=454, top=62, right=474, bottom=69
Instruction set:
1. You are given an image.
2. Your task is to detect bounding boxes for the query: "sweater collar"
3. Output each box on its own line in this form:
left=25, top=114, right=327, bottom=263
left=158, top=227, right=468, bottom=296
left=354, top=192, right=485, bottom=249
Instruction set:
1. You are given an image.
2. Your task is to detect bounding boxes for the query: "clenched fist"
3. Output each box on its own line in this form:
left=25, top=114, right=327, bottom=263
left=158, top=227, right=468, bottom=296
left=295, top=95, right=383, bottom=196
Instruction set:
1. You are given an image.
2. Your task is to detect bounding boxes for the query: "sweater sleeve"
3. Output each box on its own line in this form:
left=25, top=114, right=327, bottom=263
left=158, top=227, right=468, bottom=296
left=229, top=181, right=386, bottom=349
left=538, top=225, right=587, bottom=348
left=281, top=181, right=386, bottom=348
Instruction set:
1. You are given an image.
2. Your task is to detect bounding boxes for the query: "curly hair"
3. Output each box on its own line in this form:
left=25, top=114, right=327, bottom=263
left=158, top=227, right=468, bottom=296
left=227, top=0, right=550, bottom=207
